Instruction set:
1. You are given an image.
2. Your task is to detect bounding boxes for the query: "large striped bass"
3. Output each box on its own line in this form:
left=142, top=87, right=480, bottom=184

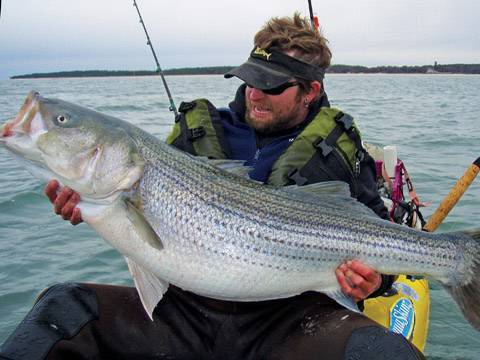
left=1, top=91, right=479, bottom=331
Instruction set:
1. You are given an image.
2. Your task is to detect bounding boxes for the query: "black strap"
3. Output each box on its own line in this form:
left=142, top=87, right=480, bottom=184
left=312, top=112, right=361, bottom=159
left=287, top=169, right=309, bottom=186
left=334, top=112, right=365, bottom=176
left=175, top=101, right=196, bottom=154
left=177, top=101, right=196, bottom=117
left=178, top=101, right=206, bottom=141
left=313, top=124, right=345, bottom=157
left=188, top=126, right=206, bottom=141
left=175, top=101, right=209, bottom=154
left=288, top=111, right=362, bottom=193
left=335, top=111, right=354, bottom=129
left=338, top=113, right=365, bottom=165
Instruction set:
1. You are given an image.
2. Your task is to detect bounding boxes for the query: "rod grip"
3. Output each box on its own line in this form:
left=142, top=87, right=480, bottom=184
left=423, top=160, right=480, bottom=232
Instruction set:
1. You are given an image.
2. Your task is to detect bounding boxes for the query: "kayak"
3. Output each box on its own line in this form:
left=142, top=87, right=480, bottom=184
left=364, top=275, right=430, bottom=352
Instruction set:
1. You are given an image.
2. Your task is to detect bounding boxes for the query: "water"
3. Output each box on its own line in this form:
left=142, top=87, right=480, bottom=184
left=0, top=74, right=479, bottom=358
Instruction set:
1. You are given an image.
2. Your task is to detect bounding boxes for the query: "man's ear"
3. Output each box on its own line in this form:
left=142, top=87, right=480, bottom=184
left=309, top=81, right=322, bottom=98
left=304, top=80, right=322, bottom=104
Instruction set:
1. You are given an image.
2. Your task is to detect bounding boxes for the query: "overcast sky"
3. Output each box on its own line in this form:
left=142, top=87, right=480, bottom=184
left=1, top=0, right=479, bottom=79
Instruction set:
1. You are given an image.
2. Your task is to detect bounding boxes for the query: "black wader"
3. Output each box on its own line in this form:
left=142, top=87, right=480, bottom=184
left=1, top=283, right=425, bottom=360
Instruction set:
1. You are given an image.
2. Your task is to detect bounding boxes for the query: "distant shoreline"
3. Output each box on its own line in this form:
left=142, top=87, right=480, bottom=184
left=10, top=64, right=480, bottom=79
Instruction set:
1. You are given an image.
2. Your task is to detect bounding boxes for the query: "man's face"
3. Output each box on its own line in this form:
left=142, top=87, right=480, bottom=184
left=244, top=83, right=308, bottom=133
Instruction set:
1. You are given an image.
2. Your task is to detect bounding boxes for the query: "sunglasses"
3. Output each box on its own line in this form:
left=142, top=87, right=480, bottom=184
left=248, top=81, right=300, bottom=95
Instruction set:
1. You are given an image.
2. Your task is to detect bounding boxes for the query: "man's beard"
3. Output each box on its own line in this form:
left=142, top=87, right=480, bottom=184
left=245, top=99, right=304, bottom=134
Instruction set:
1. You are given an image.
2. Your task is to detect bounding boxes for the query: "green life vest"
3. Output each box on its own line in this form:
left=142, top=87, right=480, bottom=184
left=166, top=99, right=365, bottom=195
left=268, top=107, right=363, bottom=190
left=166, top=99, right=230, bottom=159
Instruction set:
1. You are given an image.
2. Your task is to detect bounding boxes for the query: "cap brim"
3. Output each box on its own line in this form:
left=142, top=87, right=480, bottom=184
left=224, top=59, right=293, bottom=90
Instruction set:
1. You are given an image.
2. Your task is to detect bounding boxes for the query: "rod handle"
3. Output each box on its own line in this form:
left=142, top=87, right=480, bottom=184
left=423, top=158, right=480, bottom=232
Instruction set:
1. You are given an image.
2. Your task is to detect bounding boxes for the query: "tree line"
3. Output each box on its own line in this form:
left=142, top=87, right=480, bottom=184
left=10, top=64, right=480, bottom=79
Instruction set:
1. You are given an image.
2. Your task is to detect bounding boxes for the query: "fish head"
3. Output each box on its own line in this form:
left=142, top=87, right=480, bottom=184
left=1, top=91, right=144, bottom=200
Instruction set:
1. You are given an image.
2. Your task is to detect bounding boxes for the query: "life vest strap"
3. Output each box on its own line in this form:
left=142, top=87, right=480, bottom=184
left=177, top=101, right=197, bottom=117
left=312, top=112, right=364, bottom=177
left=287, top=168, right=309, bottom=186
left=187, top=127, right=206, bottom=141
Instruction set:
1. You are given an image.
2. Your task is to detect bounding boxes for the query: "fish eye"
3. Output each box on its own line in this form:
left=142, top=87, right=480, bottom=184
left=56, top=115, right=68, bottom=124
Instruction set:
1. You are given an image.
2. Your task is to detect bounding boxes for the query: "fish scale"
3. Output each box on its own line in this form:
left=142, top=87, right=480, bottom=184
left=136, top=137, right=462, bottom=285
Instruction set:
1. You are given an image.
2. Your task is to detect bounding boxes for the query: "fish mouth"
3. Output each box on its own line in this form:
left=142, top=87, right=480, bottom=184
left=1, top=91, right=41, bottom=138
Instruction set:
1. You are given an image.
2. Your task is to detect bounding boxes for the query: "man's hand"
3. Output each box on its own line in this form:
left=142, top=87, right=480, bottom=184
left=335, top=260, right=381, bottom=302
left=44, top=180, right=83, bottom=225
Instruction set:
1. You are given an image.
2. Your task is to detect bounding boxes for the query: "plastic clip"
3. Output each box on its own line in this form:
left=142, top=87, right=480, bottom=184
left=288, top=169, right=309, bottom=186
left=335, top=112, right=354, bottom=130
left=188, top=127, right=206, bottom=140
left=178, top=101, right=196, bottom=113
left=314, top=138, right=333, bottom=157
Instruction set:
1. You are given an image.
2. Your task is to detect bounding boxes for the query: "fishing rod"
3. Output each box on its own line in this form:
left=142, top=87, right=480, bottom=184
left=307, top=0, right=319, bottom=30
left=132, top=0, right=178, bottom=119
left=424, top=157, right=480, bottom=232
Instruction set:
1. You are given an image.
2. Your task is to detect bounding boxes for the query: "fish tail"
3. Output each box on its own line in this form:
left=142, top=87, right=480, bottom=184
left=444, top=229, right=480, bottom=331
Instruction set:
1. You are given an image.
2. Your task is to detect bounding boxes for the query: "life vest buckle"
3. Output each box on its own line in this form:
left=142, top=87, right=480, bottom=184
left=334, top=112, right=354, bottom=130
left=354, top=159, right=361, bottom=177
left=188, top=127, right=206, bottom=140
left=354, top=150, right=365, bottom=177
left=175, top=101, right=197, bottom=123
left=313, top=138, right=333, bottom=157
left=287, top=169, right=309, bottom=186
left=178, top=101, right=197, bottom=113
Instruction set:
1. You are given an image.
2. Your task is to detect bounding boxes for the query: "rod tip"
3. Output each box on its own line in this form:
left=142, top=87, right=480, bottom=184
left=474, top=158, right=480, bottom=168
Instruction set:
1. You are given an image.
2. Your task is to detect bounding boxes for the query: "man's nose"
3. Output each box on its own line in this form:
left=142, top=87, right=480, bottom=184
left=248, top=87, right=266, bottom=101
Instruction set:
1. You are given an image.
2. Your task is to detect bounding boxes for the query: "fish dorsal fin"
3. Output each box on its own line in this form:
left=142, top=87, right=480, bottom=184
left=283, top=181, right=378, bottom=218
left=125, top=257, right=169, bottom=320
left=209, top=159, right=253, bottom=178
left=193, top=156, right=253, bottom=178
left=285, top=180, right=351, bottom=197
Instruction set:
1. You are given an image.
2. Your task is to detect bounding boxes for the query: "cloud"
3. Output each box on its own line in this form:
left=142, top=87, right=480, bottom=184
left=1, top=0, right=479, bottom=79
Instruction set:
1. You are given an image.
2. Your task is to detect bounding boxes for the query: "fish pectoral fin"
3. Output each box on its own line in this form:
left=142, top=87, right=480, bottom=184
left=123, top=202, right=166, bottom=320
left=125, top=200, right=163, bottom=251
left=324, top=289, right=361, bottom=313
left=126, top=257, right=169, bottom=320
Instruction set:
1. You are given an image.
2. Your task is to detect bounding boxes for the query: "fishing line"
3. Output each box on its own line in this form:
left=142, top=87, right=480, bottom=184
left=132, top=0, right=178, bottom=119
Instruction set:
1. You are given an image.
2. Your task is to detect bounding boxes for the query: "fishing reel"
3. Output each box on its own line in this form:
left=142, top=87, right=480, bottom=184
left=392, top=201, right=426, bottom=230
